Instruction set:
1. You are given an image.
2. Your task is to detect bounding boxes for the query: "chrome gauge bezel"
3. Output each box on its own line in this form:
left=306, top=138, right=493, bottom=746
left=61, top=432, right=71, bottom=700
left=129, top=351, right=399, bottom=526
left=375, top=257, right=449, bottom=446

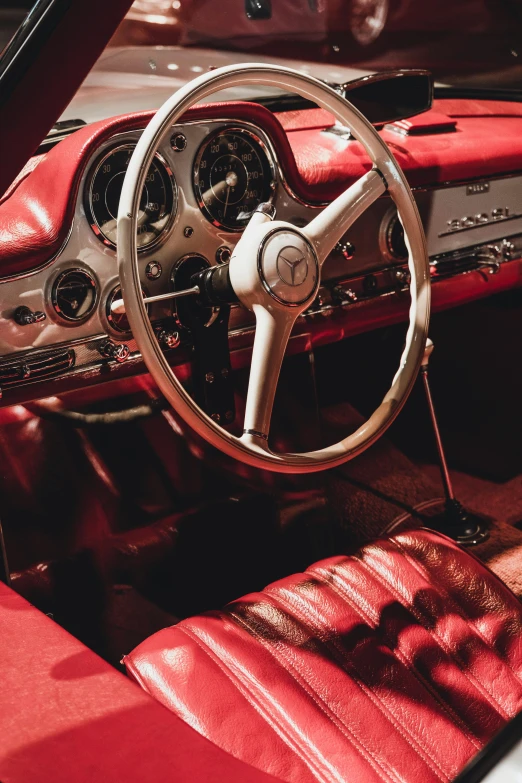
left=105, top=284, right=149, bottom=335
left=51, top=267, right=98, bottom=324
left=193, top=125, right=277, bottom=233
left=85, top=143, right=178, bottom=252
left=379, top=204, right=408, bottom=263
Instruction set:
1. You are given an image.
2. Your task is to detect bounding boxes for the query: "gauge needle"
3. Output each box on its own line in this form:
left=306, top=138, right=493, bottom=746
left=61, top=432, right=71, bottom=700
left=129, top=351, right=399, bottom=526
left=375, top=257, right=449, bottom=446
left=223, top=185, right=230, bottom=218
left=223, top=170, right=237, bottom=219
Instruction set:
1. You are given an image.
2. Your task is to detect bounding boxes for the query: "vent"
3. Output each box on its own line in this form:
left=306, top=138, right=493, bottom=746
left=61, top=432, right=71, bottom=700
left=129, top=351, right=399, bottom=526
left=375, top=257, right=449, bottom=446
left=0, top=348, right=75, bottom=390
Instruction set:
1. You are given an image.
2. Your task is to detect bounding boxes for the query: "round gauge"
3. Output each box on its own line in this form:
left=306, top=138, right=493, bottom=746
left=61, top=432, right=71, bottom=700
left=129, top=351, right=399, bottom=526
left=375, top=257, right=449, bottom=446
left=385, top=213, right=408, bottom=260
left=194, top=129, right=275, bottom=231
left=86, top=144, right=176, bottom=250
left=380, top=207, right=408, bottom=262
left=52, top=269, right=97, bottom=322
left=106, top=286, right=148, bottom=334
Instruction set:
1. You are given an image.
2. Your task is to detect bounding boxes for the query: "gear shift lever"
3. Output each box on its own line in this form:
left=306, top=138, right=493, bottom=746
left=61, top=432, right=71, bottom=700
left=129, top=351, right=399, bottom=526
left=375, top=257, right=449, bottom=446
left=420, top=338, right=488, bottom=545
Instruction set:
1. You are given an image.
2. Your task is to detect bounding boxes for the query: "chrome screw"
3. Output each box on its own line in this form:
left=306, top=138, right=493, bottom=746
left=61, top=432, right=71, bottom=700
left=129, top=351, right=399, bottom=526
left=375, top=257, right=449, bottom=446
left=171, top=133, right=187, bottom=152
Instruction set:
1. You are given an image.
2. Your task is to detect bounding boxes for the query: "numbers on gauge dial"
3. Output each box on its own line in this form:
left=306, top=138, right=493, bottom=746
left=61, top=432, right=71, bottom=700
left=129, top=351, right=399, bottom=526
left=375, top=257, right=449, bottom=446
left=87, top=144, right=176, bottom=250
left=194, top=130, right=274, bottom=231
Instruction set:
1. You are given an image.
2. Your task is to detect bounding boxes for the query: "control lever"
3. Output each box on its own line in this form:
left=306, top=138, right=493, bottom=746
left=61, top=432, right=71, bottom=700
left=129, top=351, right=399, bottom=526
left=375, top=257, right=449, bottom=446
left=111, top=263, right=239, bottom=315
left=420, top=338, right=488, bottom=545
left=476, top=245, right=502, bottom=274
left=110, top=286, right=200, bottom=315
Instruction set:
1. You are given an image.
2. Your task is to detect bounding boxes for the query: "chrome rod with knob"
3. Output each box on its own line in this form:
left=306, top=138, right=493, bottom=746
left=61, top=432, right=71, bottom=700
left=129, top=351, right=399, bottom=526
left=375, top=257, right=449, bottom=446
left=110, top=286, right=201, bottom=315
left=420, top=338, right=488, bottom=545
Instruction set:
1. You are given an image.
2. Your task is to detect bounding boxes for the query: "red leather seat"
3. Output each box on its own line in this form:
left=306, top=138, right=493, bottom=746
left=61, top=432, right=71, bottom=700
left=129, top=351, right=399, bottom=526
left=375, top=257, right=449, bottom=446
left=125, top=530, right=522, bottom=783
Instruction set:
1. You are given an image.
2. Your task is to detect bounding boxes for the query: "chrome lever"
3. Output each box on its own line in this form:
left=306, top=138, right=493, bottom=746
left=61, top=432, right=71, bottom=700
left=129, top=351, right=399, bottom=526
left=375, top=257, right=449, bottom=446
left=110, top=286, right=200, bottom=315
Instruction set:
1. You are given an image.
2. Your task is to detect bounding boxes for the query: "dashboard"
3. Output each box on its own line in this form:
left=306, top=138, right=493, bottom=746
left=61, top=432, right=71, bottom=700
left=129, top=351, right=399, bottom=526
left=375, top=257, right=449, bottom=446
left=0, top=99, right=522, bottom=405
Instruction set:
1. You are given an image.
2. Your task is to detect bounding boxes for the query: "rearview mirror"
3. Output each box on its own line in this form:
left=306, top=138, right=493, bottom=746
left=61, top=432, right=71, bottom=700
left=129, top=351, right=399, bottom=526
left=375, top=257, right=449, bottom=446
left=339, top=70, right=434, bottom=125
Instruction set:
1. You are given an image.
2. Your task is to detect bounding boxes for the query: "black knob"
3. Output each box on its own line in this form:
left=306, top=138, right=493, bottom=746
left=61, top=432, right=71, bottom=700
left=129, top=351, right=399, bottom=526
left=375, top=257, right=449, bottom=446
left=14, top=306, right=46, bottom=326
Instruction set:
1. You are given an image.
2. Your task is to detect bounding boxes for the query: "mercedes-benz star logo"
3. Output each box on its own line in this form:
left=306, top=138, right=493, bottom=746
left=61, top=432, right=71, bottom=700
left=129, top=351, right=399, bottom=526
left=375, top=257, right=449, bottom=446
left=276, top=246, right=309, bottom=287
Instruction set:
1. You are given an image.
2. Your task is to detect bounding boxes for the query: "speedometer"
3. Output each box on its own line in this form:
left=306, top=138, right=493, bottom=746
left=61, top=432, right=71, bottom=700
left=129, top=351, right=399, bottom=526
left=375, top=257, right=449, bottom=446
left=193, top=128, right=275, bottom=231
left=86, top=144, right=176, bottom=250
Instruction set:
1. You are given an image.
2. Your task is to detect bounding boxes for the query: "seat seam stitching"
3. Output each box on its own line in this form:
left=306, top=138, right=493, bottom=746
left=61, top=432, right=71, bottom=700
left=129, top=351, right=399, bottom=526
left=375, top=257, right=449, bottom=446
left=358, top=552, right=512, bottom=720
left=228, top=609, right=398, bottom=783
left=265, top=586, right=449, bottom=782
left=176, top=624, right=336, bottom=783
left=310, top=563, right=482, bottom=750
left=391, top=537, right=522, bottom=691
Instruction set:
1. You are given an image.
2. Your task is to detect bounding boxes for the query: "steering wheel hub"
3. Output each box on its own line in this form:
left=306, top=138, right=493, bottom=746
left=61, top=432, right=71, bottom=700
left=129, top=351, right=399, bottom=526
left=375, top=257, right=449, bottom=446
left=258, top=228, right=318, bottom=306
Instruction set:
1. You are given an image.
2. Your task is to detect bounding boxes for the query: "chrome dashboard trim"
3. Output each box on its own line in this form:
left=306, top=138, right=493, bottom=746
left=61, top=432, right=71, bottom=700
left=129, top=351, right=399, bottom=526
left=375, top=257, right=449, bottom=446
left=410, top=169, right=522, bottom=193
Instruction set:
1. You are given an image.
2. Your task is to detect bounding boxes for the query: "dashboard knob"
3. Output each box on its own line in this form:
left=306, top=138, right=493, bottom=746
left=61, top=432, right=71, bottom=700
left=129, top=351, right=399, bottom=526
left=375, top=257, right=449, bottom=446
left=502, top=239, right=515, bottom=260
left=332, top=285, right=357, bottom=304
left=146, top=261, right=162, bottom=280
left=158, top=330, right=180, bottom=350
left=394, top=268, right=411, bottom=287
left=335, top=241, right=355, bottom=261
left=14, top=306, right=46, bottom=326
left=99, top=340, right=130, bottom=363
left=215, top=246, right=232, bottom=265
left=171, top=133, right=187, bottom=152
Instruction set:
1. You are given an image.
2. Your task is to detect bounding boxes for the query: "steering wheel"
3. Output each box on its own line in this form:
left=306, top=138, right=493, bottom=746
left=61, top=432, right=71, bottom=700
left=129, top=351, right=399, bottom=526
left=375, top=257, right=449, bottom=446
left=117, top=63, right=430, bottom=474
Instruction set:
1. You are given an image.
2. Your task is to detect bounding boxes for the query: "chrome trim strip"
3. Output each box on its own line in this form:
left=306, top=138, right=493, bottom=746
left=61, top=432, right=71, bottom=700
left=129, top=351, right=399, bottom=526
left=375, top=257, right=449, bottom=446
left=438, top=211, right=522, bottom=238
left=243, top=428, right=268, bottom=440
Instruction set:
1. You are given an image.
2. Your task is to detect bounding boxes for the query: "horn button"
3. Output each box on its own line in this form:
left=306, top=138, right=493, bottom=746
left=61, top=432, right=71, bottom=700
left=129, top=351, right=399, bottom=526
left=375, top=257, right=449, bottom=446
left=258, top=229, right=319, bottom=306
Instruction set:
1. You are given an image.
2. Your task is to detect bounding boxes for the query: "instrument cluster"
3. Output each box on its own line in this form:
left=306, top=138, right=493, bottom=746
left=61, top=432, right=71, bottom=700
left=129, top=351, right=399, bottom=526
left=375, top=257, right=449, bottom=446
left=2, top=109, right=521, bottom=403
left=84, top=125, right=277, bottom=260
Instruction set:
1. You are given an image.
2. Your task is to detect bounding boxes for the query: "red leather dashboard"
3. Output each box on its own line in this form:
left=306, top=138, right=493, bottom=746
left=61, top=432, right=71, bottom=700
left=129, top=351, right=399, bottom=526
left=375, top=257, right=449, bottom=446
left=1, top=97, right=522, bottom=280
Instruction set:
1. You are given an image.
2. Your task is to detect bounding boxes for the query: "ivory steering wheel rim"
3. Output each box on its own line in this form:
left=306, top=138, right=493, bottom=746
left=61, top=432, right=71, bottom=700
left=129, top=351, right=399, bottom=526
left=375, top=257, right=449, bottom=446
left=117, top=63, right=431, bottom=474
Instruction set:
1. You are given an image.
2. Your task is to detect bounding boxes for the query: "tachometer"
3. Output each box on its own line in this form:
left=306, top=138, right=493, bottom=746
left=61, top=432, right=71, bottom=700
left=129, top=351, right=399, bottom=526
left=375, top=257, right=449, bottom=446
left=86, top=144, right=176, bottom=250
left=193, top=128, right=275, bottom=231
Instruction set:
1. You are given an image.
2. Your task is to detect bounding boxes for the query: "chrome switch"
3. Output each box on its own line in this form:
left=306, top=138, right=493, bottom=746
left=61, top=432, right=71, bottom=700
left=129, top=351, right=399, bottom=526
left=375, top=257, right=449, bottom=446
left=14, top=306, right=46, bottom=326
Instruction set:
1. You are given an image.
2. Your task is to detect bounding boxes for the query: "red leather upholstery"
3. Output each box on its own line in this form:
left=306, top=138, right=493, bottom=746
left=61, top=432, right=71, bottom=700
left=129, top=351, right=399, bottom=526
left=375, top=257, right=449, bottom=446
left=0, top=579, right=281, bottom=783
left=126, top=530, right=522, bottom=783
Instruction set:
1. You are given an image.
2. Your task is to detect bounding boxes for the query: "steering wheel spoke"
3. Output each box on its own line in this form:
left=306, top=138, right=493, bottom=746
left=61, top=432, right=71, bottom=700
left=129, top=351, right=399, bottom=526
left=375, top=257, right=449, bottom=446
left=241, top=304, right=297, bottom=442
left=304, top=168, right=387, bottom=265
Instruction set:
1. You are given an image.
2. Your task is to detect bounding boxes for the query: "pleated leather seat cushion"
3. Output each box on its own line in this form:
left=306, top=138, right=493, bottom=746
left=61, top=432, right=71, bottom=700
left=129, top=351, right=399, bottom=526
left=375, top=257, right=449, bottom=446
left=126, top=530, right=522, bottom=783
